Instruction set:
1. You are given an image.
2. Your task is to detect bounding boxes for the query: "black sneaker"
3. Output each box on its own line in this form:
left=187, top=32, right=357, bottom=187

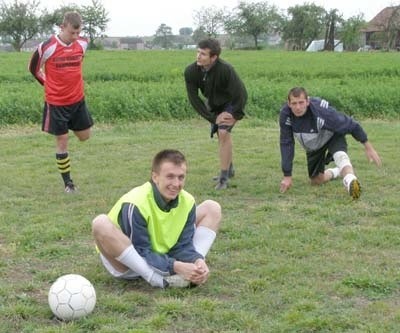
left=215, top=178, right=228, bottom=190
left=212, top=165, right=235, bottom=181
left=64, top=181, right=77, bottom=194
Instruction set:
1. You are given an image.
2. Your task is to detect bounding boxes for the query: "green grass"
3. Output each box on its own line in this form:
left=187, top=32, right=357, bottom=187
left=1, top=119, right=399, bottom=332
left=1, top=50, right=400, bottom=125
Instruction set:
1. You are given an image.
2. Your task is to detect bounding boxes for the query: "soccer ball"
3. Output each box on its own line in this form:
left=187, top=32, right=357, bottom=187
left=48, top=274, right=96, bottom=321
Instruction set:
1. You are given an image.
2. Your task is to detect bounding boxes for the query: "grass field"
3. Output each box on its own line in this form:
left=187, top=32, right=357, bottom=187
left=1, top=118, right=399, bottom=332
left=1, top=50, right=400, bottom=125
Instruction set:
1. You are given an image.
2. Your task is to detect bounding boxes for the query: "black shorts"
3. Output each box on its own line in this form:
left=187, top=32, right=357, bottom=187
left=210, top=123, right=235, bottom=138
left=42, top=99, right=94, bottom=136
left=306, top=134, right=347, bottom=178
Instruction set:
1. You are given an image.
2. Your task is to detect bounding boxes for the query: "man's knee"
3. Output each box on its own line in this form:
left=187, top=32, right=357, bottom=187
left=77, top=134, right=90, bottom=142
left=75, top=129, right=91, bottom=141
left=78, top=136, right=90, bottom=142
left=197, top=200, right=222, bottom=230
left=92, top=214, right=112, bottom=238
left=333, top=151, right=352, bottom=172
left=205, top=199, right=221, bottom=218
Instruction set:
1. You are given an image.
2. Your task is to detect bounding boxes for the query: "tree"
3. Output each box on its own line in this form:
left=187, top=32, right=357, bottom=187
left=80, top=0, right=109, bottom=49
left=179, top=27, right=193, bottom=36
left=0, top=0, right=109, bottom=51
left=340, top=14, right=365, bottom=51
left=323, top=9, right=343, bottom=51
left=46, top=4, right=79, bottom=27
left=0, top=0, right=46, bottom=51
left=47, top=1, right=108, bottom=49
left=192, top=26, right=207, bottom=44
left=227, top=1, right=282, bottom=49
left=224, top=7, right=248, bottom=48
left=193, top=5, right=224, bottom=37
left=282, top=3, right=326, bottom=50
left=153, top=23, right=173, bottom=49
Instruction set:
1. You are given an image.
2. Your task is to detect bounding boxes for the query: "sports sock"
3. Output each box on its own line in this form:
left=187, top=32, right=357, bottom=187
left=56, top=152, right=71, bottom=185
left=343, top=173, right=357, bottom=190
left=193, top=226, right=217, bottom=257
left=326, top=167, right=340, bottom=179
left=116, top=245, right=164, bottom=287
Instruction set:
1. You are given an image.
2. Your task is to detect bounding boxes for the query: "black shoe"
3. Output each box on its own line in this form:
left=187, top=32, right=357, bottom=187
left=215, top=178, right=228, bottom=190
left=64, top=181, right=77, bottom=194
left=212, top=165, right=235, bottom=181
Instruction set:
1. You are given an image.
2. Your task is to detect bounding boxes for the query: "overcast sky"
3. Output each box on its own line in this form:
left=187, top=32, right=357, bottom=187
left=12, top=0, right=400, bottom=36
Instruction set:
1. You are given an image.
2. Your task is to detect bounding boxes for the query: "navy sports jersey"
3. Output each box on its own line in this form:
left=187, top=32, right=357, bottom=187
left=279, top=98, right=368, bottom=176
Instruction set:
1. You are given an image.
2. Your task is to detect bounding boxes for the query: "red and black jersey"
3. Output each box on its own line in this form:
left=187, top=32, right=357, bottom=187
left=29, top=35, right=88, bottom=106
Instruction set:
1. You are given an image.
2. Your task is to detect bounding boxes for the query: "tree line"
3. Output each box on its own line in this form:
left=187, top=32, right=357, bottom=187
left=170, top=3, right=367, bottom=51
left=0, top=0, right=398, bottom=52
left=0, top=0, right=108, bottom=51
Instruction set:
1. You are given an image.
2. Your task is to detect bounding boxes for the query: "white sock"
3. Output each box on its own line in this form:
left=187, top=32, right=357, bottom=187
left=326, top=167, right=340, bottom=179
left=343, top=173, right=357, bottom=191
left=193, top=226, right=217, bottom=257
left=116, top=245, right=164, bottom=287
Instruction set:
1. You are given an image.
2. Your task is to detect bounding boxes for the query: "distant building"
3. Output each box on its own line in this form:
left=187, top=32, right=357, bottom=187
left=360, top=6, right=400, bottom=49
left=267, top=32, right=282, bottom=46
left=119, top=37, right=145, bottom=50
left=0, top=42, right=14, bottom=52
left=101, top=36, right=145, bottom=50
left=306, top=39, right=343, bottom=52
left=101, top=37, right=122, bottom=49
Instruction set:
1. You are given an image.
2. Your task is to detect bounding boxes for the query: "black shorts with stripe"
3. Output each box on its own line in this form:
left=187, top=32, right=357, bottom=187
left=306, top=133, right=347, bottom=178
left=42, top=99, right=94, bottom=136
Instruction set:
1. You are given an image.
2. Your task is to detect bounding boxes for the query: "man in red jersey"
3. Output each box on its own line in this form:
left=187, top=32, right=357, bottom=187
left=29, top=12, right=93, bottom=193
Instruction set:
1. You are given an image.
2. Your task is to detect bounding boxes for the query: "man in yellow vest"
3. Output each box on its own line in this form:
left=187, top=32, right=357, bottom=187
left=92, top=149, right=221, bottom=288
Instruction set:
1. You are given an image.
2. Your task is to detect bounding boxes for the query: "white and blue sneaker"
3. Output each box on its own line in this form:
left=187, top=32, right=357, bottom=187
left=163, top=275, right=190, bottom=288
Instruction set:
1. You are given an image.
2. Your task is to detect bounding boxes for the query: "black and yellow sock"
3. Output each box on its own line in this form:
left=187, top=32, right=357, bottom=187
left=56, top=152, right=72, bottom=185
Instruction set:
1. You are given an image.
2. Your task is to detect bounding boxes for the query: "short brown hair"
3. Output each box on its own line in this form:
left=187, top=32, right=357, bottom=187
left=198, top=38, right=221, bottom=57
left=288, top=87, right=308, bottom=101
left=152, top=149, right=187, bottom=173
left=62, top=12, right=82, bottom=29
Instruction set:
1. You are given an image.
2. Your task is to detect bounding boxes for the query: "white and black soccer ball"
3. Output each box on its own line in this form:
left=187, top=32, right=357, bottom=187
left=48, top=274, right=96, bottom=321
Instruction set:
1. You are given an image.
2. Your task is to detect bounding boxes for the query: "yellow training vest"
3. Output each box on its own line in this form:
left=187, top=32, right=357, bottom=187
left=108, top=182, right=195, bottom=254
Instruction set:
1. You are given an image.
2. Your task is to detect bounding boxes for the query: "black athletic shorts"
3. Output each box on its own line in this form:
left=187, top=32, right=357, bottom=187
left=209, top=101, right=240, bottom=138
left=42, top=99, right=94, bottom=136
left=306, top=133, right=347, bottom=178
left=210, top=123, right=234, bottom=138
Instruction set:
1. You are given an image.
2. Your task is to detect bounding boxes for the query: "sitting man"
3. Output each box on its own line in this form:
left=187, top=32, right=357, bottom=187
left=92, top=149, right=221, bottom=287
